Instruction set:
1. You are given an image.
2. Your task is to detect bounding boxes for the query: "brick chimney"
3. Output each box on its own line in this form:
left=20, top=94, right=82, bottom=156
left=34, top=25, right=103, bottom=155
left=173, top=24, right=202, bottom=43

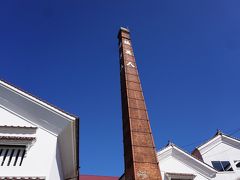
left=118, top=27, right=162, bottom=180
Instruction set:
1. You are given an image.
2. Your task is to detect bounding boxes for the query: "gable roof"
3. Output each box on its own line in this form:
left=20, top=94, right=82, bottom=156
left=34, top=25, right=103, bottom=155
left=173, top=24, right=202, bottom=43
left=157, top=143, right=217, bottom=178
left=0, top=79, right=77, bottom=120
left=0, top=79, right=79, bottom=134
left=0, top=79, right=79, bottom=179
left=194, top=131, right=240, bottom=155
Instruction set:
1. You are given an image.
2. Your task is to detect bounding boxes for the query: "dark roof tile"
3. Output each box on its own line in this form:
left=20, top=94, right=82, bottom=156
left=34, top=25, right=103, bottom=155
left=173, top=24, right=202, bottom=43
left=0, top=136, right=35, bottom=141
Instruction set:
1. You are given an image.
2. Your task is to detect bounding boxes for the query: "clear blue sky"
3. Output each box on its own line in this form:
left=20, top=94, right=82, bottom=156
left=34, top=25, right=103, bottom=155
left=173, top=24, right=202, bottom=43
left=1, top=0, right=240, bottom=177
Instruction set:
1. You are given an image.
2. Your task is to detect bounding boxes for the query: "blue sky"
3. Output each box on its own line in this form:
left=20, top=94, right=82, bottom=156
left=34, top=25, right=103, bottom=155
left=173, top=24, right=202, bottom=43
left=1, top=0, right=240, bottom=177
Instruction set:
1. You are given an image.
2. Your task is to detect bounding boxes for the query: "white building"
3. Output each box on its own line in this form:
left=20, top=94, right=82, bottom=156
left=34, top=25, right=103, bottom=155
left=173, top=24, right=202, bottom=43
left=0, top=80, right=79, bottom=180
left=119, top=131, right=240, bottom=180
left=120, top=131, right=240, bottom=180
left=158, top=131, right=240, bottom=180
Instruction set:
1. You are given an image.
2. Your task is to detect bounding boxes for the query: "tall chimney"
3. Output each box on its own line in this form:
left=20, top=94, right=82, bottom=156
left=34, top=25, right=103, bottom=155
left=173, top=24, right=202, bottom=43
left=118, top=27, right=162, bottom=180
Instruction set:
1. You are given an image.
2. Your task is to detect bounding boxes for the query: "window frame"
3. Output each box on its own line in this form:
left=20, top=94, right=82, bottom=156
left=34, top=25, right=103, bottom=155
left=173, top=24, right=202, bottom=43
left=0, top=136, right=36, bottom=167
left=211, top=161, right=234, bottom=172
left=234, top=160, right=240, bottom=169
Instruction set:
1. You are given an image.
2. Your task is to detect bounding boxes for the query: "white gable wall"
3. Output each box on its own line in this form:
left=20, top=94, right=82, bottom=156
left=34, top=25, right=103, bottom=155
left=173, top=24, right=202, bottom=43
left=48, top=144, right=64, bottom=180
left=159, top=156, right=209, bottom=180
left=0, top=82, right=71, bottom=135
left=0, top=127, right=60, bottom=179
left=201, top=141, right=240, bottom=180
left=202, top=142, right=240, bottom=167
left=0, top=106, right=64, bottom=179
left=0, top=80, right=78, bottom=179
left=0, top=106, right=34, bottom=127
left=158, top=145, right=217, bottom=180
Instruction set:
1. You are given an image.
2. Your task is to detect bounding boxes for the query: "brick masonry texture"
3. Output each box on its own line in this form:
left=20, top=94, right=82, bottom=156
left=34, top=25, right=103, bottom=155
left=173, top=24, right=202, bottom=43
left=118, top=28, right=162, bottom=180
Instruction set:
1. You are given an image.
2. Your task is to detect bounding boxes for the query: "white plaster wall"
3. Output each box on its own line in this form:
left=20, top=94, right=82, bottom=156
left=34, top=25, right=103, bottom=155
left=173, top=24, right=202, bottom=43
left=0, top=106, right=33, bottom=127
left=0, top=118, right=62, bottom=180
left=213, top=172, right=239, bottom=180
left=0, top=128, right=56, bottom=178
left=0, top=84, right=77, bottom=180
left=202, top=142, right=240, bottom=180
left=159, top=156, right=209, bottom=180
left=48, top=145, right=64, bottom=180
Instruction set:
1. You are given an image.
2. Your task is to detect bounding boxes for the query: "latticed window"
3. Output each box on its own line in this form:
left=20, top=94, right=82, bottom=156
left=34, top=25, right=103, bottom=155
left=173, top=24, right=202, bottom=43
left=0, top=135, right=35, bottom=167
left=0, top=145, right=26, bottom=166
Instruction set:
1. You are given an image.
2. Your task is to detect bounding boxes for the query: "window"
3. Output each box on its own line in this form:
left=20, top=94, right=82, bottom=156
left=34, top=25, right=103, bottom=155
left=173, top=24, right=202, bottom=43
left=0, top=145, right=26, bottom=166
left=212, top=161, right=233, bottom=171
left=0, top=136, right=35, bottom=167
left=234, top=160, right=240, bottom=168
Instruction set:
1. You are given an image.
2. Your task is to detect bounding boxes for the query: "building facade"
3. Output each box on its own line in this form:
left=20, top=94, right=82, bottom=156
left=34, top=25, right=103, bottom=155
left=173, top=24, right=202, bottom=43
left=120, top=130, right=240, bottom=180
left=158, top=131, right=240, bottom=180
left=0, top=80, right=79, bottom=180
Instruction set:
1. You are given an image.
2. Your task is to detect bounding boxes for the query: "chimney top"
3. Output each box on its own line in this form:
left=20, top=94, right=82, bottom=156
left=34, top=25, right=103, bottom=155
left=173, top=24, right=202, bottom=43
left=118, top=27, right=130, bottom=39
left=120, top=27, right=130, bottom=33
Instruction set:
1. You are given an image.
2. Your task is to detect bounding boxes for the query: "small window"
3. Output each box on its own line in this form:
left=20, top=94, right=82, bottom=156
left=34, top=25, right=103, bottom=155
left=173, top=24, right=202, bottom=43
left=234, top=160, right=240, bottom=168
left=212, top=161, right=233, bottom=171
left=0, top=145, right=26, bottom=166
left=221, top=161, right=233, bottom=171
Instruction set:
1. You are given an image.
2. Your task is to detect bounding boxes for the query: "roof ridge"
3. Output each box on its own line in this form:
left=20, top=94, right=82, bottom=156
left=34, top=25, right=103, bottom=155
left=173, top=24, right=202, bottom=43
left=158, top=142, right=217, bottom=172
left=195, top=130, right=240, bottom=150
left=0, top=79, right=78, bottom=120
